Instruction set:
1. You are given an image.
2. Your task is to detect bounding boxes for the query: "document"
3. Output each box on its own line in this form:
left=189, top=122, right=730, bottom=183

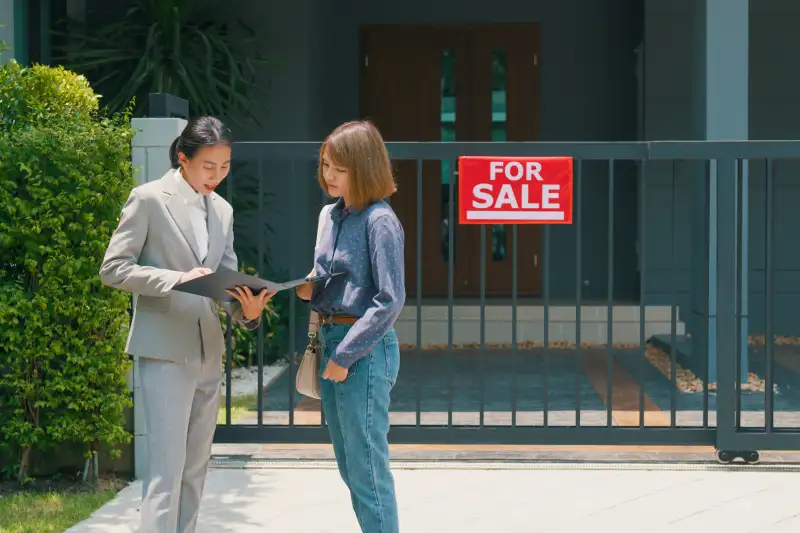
left=172, top=270, right=344, bottom=302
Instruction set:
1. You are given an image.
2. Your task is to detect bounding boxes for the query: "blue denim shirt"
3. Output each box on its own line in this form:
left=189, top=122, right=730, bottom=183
left=310, top=198, right=405, bottom=369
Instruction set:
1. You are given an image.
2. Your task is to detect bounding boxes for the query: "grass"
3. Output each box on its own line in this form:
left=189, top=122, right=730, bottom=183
left=217, top=393, right=259, bottom=424
left=0, top=488, right=118, bottom=533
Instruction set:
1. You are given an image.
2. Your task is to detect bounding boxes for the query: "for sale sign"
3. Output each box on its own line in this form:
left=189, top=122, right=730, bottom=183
left=457, top=157, right=573, bottom=224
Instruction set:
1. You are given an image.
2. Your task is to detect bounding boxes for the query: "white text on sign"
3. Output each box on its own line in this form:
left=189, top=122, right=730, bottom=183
left=489, top=161, right=544, bottom=181
left=471, top=161, right=562, bottom=220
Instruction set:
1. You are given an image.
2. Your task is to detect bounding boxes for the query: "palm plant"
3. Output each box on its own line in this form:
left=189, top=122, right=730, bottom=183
left=54, top=0, right=268, bottom=123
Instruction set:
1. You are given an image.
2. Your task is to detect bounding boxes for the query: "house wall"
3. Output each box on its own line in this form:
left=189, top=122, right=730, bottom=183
left=643, top=0, right=704, bottom=338
left=644, top=0, right=800, bottom=336
left=748, top=0, right=800, bottom=335
left=226, top=0, right=327, bottom=281
left=233, top=0, right=644, bottom=301
left=135, top=0, right=799, bottom=337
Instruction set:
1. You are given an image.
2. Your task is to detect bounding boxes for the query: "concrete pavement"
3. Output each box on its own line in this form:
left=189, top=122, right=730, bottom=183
left=67, top=462, right=800, bottom=533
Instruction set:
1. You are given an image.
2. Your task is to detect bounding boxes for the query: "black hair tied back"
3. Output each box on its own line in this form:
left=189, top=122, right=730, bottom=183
left=169, top=116, right=233, bottom=168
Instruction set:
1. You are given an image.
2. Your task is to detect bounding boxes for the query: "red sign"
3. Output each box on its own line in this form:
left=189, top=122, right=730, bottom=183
left=457, top=156, right=573, bottom=224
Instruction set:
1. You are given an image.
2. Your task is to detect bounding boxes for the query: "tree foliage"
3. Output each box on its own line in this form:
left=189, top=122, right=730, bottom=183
left=0, top=61, right=134, bottom=483
left=55, top=0, right=269, bottom=122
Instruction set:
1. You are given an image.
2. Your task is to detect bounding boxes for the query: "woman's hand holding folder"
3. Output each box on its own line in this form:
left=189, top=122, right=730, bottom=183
left=295, top=269, right=316, bottom=302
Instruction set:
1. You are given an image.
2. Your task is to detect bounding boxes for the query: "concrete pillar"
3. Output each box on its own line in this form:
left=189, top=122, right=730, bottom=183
left=129, top=117, right=186, bottom=478
left=131, top=118, right=186, bottom=184
left=693, top=0, right=749, bottom=384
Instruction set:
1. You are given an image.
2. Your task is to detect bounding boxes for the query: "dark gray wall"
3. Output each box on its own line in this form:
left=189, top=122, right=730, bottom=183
left=228, top=0, right=800, bottom=337
left=748, top=0, right=800, bottom=335
left=643, top=0, right=701, bottom=334
left=228, top=0, right=326, bottom=280
left=644, top=0, right=800, bottom=336
left=331, top=0, right=643, bottom=302
left=238, top=0, right=644, bottom=301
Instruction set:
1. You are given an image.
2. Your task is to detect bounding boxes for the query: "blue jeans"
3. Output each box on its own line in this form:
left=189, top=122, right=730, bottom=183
left=319, top=324, right=400, bottom=533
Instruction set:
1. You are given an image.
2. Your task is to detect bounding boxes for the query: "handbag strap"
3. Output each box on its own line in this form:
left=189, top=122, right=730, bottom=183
left=308, top=203, right=334, bottom=336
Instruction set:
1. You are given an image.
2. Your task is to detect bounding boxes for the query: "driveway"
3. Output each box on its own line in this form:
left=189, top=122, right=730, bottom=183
left=68, top=462, right=800, bottom=532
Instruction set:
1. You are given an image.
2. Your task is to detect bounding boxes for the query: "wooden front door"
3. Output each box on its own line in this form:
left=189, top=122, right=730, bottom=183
left=361, top=24, right=541, bottom=298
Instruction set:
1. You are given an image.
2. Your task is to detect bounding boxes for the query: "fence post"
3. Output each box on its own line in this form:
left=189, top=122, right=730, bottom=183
left=692, top=0, right=750, bottom=386
left=715, top=157, right=739, bottom=448
left=128, top=96, right=187, bottom=479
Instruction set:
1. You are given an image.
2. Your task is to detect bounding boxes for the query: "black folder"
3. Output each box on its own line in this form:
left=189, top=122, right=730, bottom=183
left=172, top=270, right=343, bottom=303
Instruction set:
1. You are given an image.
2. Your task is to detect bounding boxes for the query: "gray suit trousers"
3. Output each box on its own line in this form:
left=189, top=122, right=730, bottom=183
left=138, top=354, right=222, bottom=533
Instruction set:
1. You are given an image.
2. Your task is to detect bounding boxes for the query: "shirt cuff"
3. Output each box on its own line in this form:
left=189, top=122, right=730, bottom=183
left=330, top=350, right=356, bottom=369
left=243, top=316, right=261, bottom=330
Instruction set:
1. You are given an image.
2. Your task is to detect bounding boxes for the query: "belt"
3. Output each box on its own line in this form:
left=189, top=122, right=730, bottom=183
left=319, top=314, right=358, bottom=326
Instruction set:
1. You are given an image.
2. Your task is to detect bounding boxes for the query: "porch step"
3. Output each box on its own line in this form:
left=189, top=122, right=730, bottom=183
left=394, top=305, right=685, bottom=346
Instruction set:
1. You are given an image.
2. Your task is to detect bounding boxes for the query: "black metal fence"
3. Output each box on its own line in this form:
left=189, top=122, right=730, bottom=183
left=212, top=140, right=800, bottom=456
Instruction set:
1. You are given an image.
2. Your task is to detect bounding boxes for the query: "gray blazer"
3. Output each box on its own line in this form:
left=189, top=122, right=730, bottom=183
left=100, top=170, right=258, bottom=363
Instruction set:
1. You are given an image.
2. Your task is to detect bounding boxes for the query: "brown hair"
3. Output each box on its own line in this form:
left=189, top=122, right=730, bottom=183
left=318, top=120, right=396, bottom=209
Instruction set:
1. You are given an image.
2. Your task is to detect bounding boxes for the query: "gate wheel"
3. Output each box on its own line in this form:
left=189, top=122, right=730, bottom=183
left=716, top=450, right=735, bottom=464
left=743, top=451, right=761, bottom=464
left=715, top=450, right=760, bottom=464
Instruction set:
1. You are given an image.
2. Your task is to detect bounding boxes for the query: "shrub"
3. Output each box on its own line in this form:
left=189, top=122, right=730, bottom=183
left=0, top=62, right=99, bottom=128
left=0, top=60, right=134, bottom=483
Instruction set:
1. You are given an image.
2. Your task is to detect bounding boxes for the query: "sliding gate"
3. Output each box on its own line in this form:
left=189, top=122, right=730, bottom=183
left=213, top=140, right=800, bottom=456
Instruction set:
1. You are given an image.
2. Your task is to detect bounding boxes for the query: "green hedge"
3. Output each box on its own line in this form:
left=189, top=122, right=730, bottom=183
left=0, top=61, right=134, bottom=483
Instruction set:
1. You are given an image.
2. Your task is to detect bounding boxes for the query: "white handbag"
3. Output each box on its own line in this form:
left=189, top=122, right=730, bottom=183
left=295, top=328, right=321, bottom=399
left=295, top=204, right=334, bottom=400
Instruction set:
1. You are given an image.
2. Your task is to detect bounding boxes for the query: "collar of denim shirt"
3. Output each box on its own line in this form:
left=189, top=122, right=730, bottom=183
left=331, top=196, right=368, bottom=221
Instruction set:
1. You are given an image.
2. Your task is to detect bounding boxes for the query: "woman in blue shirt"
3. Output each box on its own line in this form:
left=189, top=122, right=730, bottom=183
left=297, top=120, right=405, bottom=533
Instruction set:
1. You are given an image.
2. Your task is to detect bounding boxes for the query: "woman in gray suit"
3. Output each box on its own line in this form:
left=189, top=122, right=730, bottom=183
left=100, top=116, right=273, bottom=533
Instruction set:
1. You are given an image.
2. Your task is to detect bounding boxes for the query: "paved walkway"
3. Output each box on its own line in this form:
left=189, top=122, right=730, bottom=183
left=68, top=463, right=800, bottom=532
